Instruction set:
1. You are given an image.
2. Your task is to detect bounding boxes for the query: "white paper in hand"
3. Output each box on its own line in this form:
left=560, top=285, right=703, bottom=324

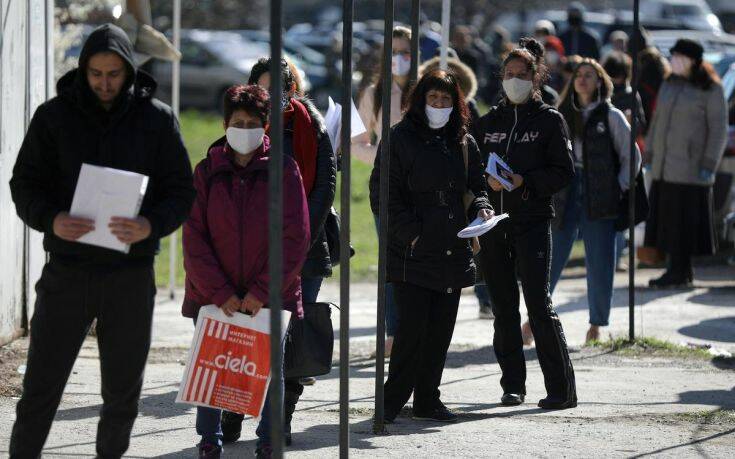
left=324, top=96, right=367, bottom=155
left=486, top=153, right=516, bottom=192
left=70, top=164, right=149, bottom=253
left=457, top=213, right=509, bottom=238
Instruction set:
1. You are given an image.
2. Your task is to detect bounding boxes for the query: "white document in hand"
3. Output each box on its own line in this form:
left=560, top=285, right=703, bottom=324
left=70, top=164, right=149, bottom=253
left=486, top=153, right=516, bottom=192
left=325, top=96, right=367, bottom=155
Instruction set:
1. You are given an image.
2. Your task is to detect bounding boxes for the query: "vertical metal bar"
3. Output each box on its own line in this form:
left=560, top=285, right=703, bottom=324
left=169, top=0, right=181, bottom=300
left=629, top=0, right=640, bottom=342
left=373, top=0, right=393, bottom=435
left=339, top=0, right=353, bottom=456
left=409, top=0, right=421, bottom=85
left=439, top=0, right=451, bottom=70
left=269, top=0, right=285, bottom=455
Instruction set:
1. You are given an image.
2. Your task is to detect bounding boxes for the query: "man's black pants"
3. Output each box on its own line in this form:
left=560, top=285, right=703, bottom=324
left=9, top=258, right=156, bottom=459
left=478, top=218, right=576, bottom=402
left=384, top=282, right=460, bottom=417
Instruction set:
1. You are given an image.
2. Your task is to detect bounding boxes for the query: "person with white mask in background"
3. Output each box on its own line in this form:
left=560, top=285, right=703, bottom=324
left=379, top=69, right=493, bottom=423
left=644, top=38, right=728, bottom=288
left=472, top=38, right=578, bottom=411
left=363, top=26, right=413, bottom=358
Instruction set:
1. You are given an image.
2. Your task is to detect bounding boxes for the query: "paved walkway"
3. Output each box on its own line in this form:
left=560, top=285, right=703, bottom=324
left=0, top=265, right=733, bottom=457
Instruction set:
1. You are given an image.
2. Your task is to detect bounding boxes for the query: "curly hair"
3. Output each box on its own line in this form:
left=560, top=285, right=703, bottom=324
left=405, top=68, right=469, bottom=143
left=223, top=84, right=271, bottom=126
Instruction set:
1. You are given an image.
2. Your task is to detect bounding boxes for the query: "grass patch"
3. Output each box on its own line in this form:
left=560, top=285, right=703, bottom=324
left=154, top=110, right=378, bottom=287
left=587, top=336, right=714, bottom=360
left=672, top=409, right=735, bottom=425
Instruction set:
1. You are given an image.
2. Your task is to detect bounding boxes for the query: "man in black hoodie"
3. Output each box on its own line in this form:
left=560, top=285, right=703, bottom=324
left=8, top=24, right=195, bottom=458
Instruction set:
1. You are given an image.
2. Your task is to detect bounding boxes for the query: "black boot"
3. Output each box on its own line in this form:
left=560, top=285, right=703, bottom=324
left=283, top=381, right=302, bottom=446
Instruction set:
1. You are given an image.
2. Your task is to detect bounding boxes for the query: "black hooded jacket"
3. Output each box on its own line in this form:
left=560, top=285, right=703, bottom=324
left=472, top=99, right=575, bottom=219
left=375, top=116, right=492, bottom=292
left=10, top=24, right=195, bottom=267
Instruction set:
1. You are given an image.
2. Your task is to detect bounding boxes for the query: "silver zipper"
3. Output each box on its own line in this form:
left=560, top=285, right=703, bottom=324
left=501, top=106, right=519, bottom=214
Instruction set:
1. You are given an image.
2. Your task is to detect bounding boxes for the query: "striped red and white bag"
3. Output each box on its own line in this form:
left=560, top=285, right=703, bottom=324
left=176, top=305, right=291, bottom=417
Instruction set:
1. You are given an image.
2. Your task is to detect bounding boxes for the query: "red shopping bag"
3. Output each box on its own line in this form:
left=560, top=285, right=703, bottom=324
left=176, top=305, right=291, bottom=417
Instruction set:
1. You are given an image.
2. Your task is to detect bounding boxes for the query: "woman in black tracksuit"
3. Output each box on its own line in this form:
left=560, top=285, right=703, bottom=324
left=473, top=38, right=577, bottom=410
left=380, top=69, right=493, bottom=423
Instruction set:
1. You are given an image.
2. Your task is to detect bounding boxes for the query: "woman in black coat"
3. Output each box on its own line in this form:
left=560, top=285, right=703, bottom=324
left=380, top=69, right=493, bottom=423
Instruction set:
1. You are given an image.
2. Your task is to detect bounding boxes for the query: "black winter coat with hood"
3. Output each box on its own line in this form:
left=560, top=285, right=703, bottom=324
left=374, top=116, right=492, bottom=292
left=10, top=24, right=195, bottom=267
left=472, top=99, right=575, bottom=219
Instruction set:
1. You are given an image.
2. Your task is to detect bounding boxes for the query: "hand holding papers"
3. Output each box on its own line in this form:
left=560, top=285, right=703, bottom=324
left=70, top=164, right=149, bottom=253
left=458, top=213, right=510, bottom=238
left=486, top=153, right=516, bottom=192
left=325, top=96, right=367, bottom=155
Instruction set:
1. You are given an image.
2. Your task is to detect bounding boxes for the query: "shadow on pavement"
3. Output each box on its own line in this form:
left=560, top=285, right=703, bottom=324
left=686, top=287, right=735, bottom=307
left=678, top=317, right=735, bottom=343
left=55, top=390, right=188, bottom=422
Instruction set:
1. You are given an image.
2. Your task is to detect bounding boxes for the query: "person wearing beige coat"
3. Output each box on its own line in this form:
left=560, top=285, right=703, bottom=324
left=644, top=38, right=728, bottom=289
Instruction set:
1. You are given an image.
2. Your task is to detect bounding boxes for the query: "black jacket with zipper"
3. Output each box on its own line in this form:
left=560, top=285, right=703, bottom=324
left=377, top=116, right=492, bottom=292
left=472, top=98, right=575, bottom=219
left=9, top=24, right=195, bottom=267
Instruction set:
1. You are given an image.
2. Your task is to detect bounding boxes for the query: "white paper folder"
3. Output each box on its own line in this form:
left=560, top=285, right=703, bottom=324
left=70, top=164, right=149, bottom=253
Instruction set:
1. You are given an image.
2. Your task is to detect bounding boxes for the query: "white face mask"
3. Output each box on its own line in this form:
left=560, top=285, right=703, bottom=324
left=503, top=78, right=534, bottom=104
left=425, top=105, right=453, bottom=129
left=226, top=127, right=265, bottom=155
left=392, top=54, right=411, bottom=77
left=670, top=55, right=693, bottom=77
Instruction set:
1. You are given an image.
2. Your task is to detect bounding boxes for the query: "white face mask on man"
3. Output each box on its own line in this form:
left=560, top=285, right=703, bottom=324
left=670, top=55, right=693, bottom=77
left=392, top=54, right=411, bottom=77
left=502, top=78, right=534, bottom=104
left=425, top=105, right=453, bottom=129
left=226, top=127, right=265, bottom=155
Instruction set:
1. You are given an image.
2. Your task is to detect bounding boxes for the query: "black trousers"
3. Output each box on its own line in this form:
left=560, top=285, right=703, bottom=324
left=384, top=282, right=460, bottom=417
left=9, top=258, right=156, bottom=459
left=478, top=218, right=576, bottom=401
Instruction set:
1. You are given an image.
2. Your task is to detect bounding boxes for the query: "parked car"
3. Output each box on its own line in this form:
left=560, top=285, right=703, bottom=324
left=151, top=29, right=310, bottom=111
left=639, top=0, right=723, bottom=34
left=647, top=30, right=735, bottom=58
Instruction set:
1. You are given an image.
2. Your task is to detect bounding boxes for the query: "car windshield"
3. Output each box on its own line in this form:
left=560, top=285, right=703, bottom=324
left=204, top=39, right=269, bottom=62
left=670, top=4, right=705, bottom=16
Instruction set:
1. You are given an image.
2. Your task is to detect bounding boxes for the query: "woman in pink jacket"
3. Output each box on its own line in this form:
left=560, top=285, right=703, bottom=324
left=182, top=84, right=310, bottom=459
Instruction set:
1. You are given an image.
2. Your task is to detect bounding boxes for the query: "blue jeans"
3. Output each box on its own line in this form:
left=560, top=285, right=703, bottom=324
left=194, top=314, right=286, bottom=448
left=301, top=277, right=323, bottom=303
left=474, top=283, right=491, bottom=307
left=373, top=214, right=399, bottom=337
left=550, top=174, right=617, bottom=326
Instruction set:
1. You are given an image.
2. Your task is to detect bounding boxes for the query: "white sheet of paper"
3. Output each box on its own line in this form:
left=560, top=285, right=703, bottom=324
left=486, top=153, right=515, bottom=192
left=457, top=213, right=510, bottom=238
left=325, top=96, right=367, bottom=155
left=70, top=164, right=149, bottom=253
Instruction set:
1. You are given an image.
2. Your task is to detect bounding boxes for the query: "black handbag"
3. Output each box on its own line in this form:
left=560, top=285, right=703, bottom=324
left=284, top=302, right=335, bottom=378
left=325, top=207, right=355, bottom=266
left=615, top=171, right=649, bottom=231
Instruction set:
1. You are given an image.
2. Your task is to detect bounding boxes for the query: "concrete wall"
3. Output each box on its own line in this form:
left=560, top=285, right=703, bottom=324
left=0, top=0, right=52, bottom=345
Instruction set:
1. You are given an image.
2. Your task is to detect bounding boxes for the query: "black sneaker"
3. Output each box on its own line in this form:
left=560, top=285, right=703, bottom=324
left=649, top=272, right=693, bottom=289
left=255, top=444, right=272, bottom=458
left=221, top=410, right=244, bottom=443
left=197, top=442, right=222, bottom=459
left=412, top=404, right=458, bottom=423
left=538, top=396, right=577, bottom=410
left=500, top=393, right=525, bottom=406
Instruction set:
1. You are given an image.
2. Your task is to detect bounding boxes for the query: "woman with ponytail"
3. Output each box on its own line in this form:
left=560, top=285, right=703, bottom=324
left=473, top=38, right=577, bottom=410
